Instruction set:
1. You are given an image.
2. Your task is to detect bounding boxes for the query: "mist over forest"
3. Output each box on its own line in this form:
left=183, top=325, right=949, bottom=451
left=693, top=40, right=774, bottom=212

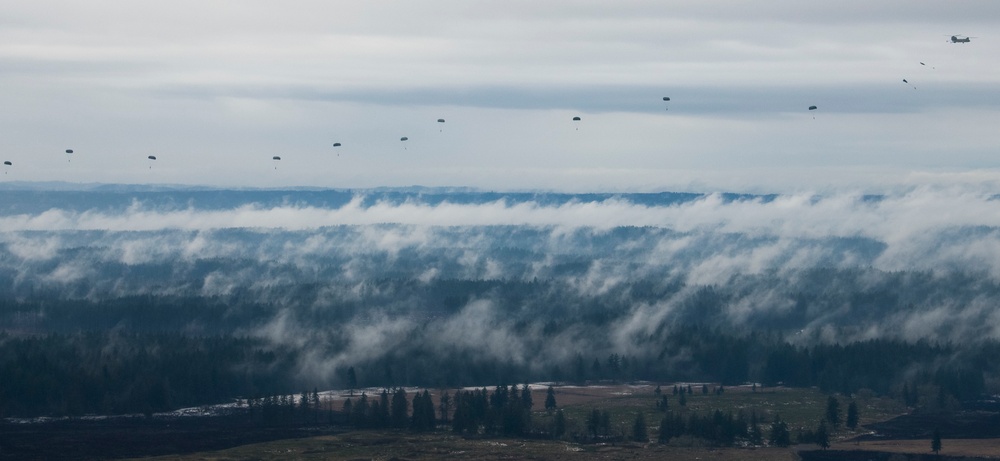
left=2, top=186, right=999, bottom=417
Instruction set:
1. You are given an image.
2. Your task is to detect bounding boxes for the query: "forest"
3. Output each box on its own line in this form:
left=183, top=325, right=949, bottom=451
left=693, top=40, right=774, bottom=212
left=2, top=188, right=999, bottom=419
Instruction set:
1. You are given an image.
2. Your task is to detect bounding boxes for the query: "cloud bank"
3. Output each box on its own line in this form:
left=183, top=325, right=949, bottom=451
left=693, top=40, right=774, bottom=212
left=2, top=188, right=1000, bottom=384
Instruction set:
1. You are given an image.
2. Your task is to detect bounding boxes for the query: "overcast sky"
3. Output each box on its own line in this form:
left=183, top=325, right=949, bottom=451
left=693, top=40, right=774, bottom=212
left=2, top=0, right=1000, bottom=193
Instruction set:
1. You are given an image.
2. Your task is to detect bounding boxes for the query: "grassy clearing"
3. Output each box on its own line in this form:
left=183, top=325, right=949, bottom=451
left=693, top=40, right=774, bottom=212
left=135, top=431, right=797, bottom=461
left=831, top=438, right=1000, bottom=459
left=131, top=383, right=911, bottom=461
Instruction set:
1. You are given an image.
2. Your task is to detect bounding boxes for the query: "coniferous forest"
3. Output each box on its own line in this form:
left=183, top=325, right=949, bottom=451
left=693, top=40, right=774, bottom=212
left=2, top=189, right=999, bottom=420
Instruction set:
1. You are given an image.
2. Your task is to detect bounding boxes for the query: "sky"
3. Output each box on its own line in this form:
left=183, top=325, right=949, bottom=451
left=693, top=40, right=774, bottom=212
left=2, top=1, right=1000, bottom=193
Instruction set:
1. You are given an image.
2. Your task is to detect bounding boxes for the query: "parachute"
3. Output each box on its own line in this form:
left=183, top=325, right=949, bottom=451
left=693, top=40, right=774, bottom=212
left=3, top=161, right=11, bottom=166
left=65, top=149, right=73, bottom=154
left=903, top=78, right=916, bottom=89
left=437, top=118, right=445, bottom=132
left=400, top=136, right=409, bottom=149
left=272, top=156, right=281, bottom=160
left=572, top=116, right=581, bottom=121
left=662, top=96, right=671, bottom=110
left=147, top=155, right=156, bottom=160
left=332, top=142, right=341, bottom=147
left=808, top=106, right=817, bottom=110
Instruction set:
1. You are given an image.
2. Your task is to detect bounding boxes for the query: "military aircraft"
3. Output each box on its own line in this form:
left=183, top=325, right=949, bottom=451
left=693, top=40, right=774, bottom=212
left=949, top=35, right=974, bottom=43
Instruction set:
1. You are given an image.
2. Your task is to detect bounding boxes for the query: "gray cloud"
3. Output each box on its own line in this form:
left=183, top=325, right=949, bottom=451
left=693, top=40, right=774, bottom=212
left=2, top=1, right=999, bottom=190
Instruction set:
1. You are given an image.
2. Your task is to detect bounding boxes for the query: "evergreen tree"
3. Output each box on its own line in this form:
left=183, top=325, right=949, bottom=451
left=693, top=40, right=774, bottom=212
left=573, top=355, right=587, bottom=384
left=350, top=393, right=368, bottom=428
left=587, top=408, right=600, bottom=438
left=553, top=409, right=567, bottom=439
left=544, top=385, right=557, bottom=412
left=311, top=388, right=320, bottom=423
left=439, top=390, right=451, bottom=424
left=654, top=384, right=661, bottom=396
left=769, top=414, right=791, bottom=447
left=932, top=427, right=942, bottom=454
left=846, top=401, right=859, bottom=429
left=410, top=390, right=435, bottom=431
left=377, top=389, right=390, bottom=428
left=410, top=392, right=424, bottom=431
left=520, top=384, right=533, bottom=410
left=815, top=420, right=830, bottom=449
left=748, top=411, right=763, bottom=445
left=657, top=395, right=669, bottom=412
left=702, top=384, right=709, bottom=395
left=632, top=412, right=648, bottom=442
left=679, top=390, right=687, bottom=406
left=391, top=388, right=408, bottom=428
left=600, top=410, right=611, bottom=436
left=825, top=396, right=841, bottom=428
left=299, top=390, right=310, bottom=422
left=347, top=366, right=358, bottom=396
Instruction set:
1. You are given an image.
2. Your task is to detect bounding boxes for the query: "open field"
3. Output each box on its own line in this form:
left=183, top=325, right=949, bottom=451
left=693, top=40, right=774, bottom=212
left=134, top=431, right=795, bottom=461
left=133, top=433, right=1000, bottom=461
left=831, top=439, right=1000, bottom=459
left=5, top=383, right=997, bottom=460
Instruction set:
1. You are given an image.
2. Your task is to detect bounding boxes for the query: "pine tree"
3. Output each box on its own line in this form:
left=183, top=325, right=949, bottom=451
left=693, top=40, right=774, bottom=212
left=544, top=385, right=557, bottom=412
left=587, top=409, right=600, bottom=438
left=846, top=401, right=859, bottom=429
left=632, top=412, right=648, bottom=442
left=748, top=411, right=763, bottom=445
left=932, top=427, right=942, bottom=454
left=815, top=420, right=830, bottom=449
left=439, top=390, right=451, bottom=424
left=347, top=366, right=358, bottom=397
left=520, top=384, right=533, bottom=410
left=825, top=396, right=841, bottom=427
left=769, top=414, right=790, bottom=447
left=377, top=389, right=390, bottom=428
left=553, top=409, right=567, bottom=439
left=299, top=391, right=310, bottom=422
left=391, top=388, right=408, bottom=428
left=311, top=388, right=320, bottom=423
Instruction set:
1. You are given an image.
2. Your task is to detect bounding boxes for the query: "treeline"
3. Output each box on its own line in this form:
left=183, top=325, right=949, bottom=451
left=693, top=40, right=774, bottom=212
left=339, top=388, right=438, bottom=431
left=0, top=332, right=296, bottom=417
left=1, top=328, right=995, bottom=418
